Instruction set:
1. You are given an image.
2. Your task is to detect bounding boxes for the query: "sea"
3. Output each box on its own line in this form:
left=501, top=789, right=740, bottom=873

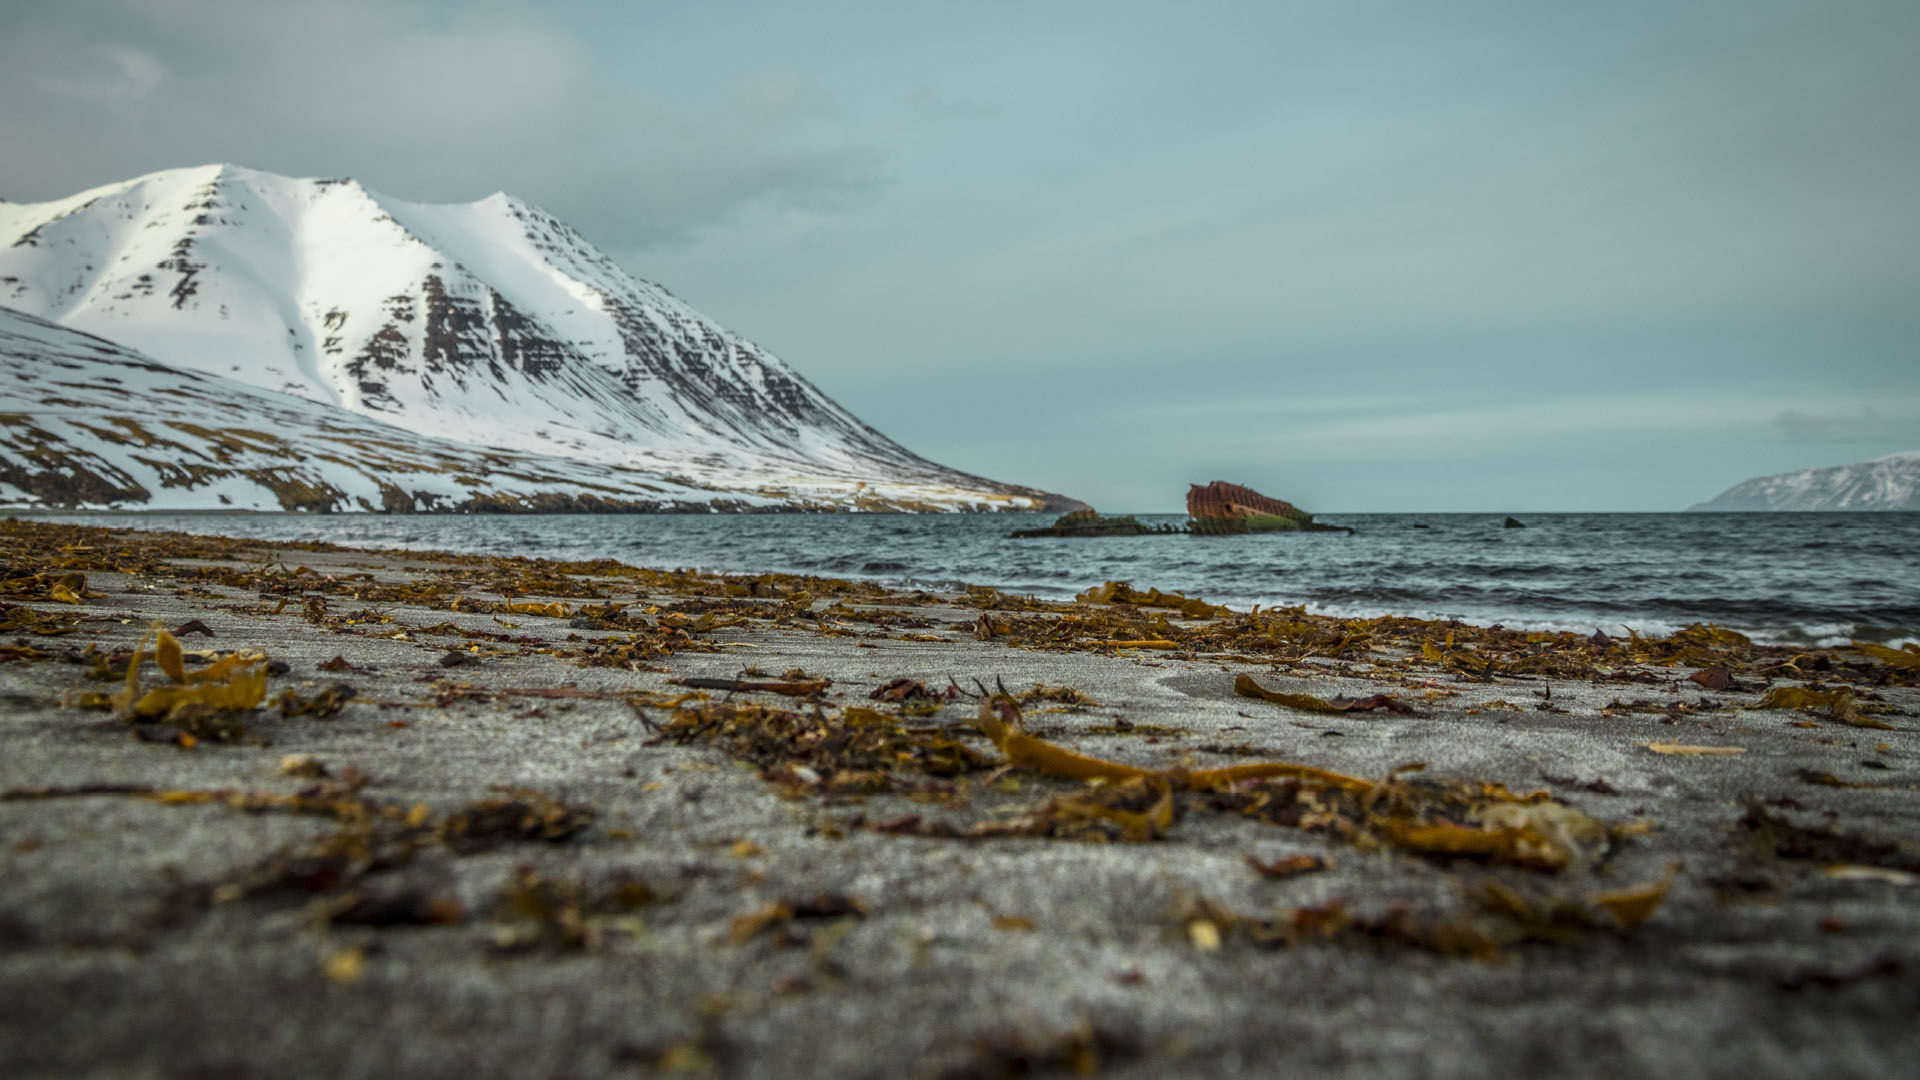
left=15, top=511, right=1919, bottom=649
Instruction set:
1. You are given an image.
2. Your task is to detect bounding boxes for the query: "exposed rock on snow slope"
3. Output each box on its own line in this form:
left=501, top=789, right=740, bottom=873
left=1689, top=451, right=1920, bottom=511
left=0, top=164, right=1070, bottom=511
left=1, top=306, right=804, bottom=512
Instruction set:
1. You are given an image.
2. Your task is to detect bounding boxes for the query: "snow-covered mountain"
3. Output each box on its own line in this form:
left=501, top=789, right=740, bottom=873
left=0, top=164, right=1070, bottom=511
left=2, top=306, right=776, bottom=511
left=1689, top=451, right=1920, bottom=511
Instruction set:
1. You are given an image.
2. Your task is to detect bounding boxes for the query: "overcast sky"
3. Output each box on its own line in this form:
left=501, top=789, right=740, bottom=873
left=3, top=0, right=1917, bottom=511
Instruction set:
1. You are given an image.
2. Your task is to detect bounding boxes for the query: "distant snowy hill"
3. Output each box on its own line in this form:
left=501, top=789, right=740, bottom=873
left=1690, top=451, right=1920, bottom=511
left=0, top=164, right=1069, bottom=511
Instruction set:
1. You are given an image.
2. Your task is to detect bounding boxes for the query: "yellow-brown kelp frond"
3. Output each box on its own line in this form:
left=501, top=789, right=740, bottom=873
left=105, top=621, right=270, bottom=742
left=973, top=694, right=1620, bottom=873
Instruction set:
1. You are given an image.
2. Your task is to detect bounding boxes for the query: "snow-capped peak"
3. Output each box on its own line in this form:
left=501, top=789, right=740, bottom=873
left=0, top=164, right=1069, bottom=511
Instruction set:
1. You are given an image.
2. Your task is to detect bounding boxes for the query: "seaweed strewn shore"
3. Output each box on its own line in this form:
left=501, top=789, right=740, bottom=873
left=2, top=518, right=1917, bottom=1078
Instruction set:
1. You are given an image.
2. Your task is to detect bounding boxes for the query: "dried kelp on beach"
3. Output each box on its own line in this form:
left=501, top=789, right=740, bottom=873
left=6, top=517, right=1905, bottom=979
left=650, top=701, right=998, bottom=795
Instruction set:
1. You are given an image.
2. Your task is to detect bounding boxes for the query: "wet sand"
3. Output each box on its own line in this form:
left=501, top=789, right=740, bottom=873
left=1, top=521, right=1916, bottom=1078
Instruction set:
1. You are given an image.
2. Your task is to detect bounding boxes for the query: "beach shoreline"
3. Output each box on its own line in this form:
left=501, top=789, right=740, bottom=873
left=12, top=508, right=1915, bottom=652
left=2, top=519, right=1917, bottom=1078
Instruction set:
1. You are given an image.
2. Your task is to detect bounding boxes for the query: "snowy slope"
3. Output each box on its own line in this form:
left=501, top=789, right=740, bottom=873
left=0, top=164, right=1069, bottom=511
left=0, top=306, right=1064, bottom=512
left=1689, top=451, right=1920, bottom=511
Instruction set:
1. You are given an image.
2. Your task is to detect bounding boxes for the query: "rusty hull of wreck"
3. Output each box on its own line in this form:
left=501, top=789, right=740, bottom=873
left=1187, top=481, right=1346, bottom=535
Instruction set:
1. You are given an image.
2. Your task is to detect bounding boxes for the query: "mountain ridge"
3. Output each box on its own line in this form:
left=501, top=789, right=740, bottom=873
left=1689, top=450, right=1920, bottom=511
left=0, top=164, right=1074, bottom=512
left=0, top=305, right=1034, bottom=513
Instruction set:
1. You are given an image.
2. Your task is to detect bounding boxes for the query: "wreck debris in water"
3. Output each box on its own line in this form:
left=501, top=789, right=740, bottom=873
left=1009, top=508, right=1177, bottom=539
left=1186, top=481, right=1349, bottom=535
left=1010, top=483, right=1350, bottom=538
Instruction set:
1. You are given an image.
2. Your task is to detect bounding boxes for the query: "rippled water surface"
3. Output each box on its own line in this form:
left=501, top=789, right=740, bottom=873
left=21, top=510, right=1919, bottom=646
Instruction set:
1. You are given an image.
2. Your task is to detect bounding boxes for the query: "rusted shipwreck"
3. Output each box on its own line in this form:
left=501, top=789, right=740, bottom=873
left=1010, top=481, right=1348, bottom=538
left=1186, top=480, right=1345, bottom=534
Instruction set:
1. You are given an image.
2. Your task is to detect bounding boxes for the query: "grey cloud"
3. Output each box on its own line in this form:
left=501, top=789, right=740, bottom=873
left=29, top=42, right=166, bottom=107
left=532, top=143, right=888, bottom=251
left=0, top=0, right=887, bottom=246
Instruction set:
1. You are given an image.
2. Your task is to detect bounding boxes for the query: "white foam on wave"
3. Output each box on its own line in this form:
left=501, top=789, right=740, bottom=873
left=1201, top=594, right=1897, bottom=649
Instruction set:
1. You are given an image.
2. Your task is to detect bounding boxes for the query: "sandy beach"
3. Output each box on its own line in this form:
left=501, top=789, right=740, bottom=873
left=2, top=517, right=1917, bottom=1079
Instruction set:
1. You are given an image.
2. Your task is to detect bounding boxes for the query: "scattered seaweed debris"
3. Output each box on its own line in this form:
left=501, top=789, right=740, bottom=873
left=0, top=601, right=83, bottom=636
left=1716, top=796, right=1920, bottom=899
left=1246, top=853, right=1331, bottom=879
left=1797, top=769, right=1893, bottom=790
left=92, top=621, right=271, bottom=743
left=1014, top=683, right=1098, bottom=708
left=1748, top=685, right=1895, bottom=730
left=278, top=683, right=357, bottom=719
left=1187, top=864, right=1676, bottom=960
left=868, top=676, right=951, bottom=703
left=211, top=818, right=432, bottom=905
left=4, top=520, right=1905, bottom=698
left=7, top=778, right=605, bottom=945
left=0, top=569, right=96, bottom=604
left=868, top=676, right=958, bottom=716
left=669, top=674, right=832, bottom=697
left=437, top=789, right=597, bottom=854
left=1077, top=580, right=1229, bottom=618
left=1234, top=674, right=1419, bottom=715
left=652, top=702, right=996, bottom=795
left=488, top=865, right=661, bottom=953
left=964, top=693, right=1636, bottom=875
left=933, top=579, right=1894, bottom=689
left=1850, top=640, right=1920, bottom=671
left=658, top=689, right=1651, bottom=904
left=1735, top=797, right=1920, bottom=873
left=321, top=888, right=467, bottom=929
left=1645, top=742, right=1745, bottom=756
left=1196, top=896, right=1511, bottom=959
left=988, top=776, right=1177, bottom=842
left=1474, top=865, right=1680, bottom=941
left=0, top=641, right=54, bottom=663
left=729, top=893, right=867, bottom=945
left=1688, top=665, right=1735, bottom=691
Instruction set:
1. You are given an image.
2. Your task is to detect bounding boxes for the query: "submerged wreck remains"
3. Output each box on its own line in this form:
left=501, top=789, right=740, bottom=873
left=1010, top=482, right=1349, bottom=538
left=1009, top=508, right=1173, bottom=539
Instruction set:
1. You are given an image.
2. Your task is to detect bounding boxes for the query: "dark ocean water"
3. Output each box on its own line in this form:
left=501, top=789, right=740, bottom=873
left=18, top=511, right=1919, bottom=647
